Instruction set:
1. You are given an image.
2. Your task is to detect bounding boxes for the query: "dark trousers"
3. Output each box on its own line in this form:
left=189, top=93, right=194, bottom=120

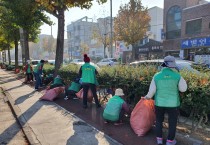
left=34, top=72, right=42, bottom=89
left=26, top=73, right=33, bottom=82
left=65, top=89, right=77, bottom=98
left=155, top=106, right=179, bottom=140
left=82, top=83, right=100, bottom=107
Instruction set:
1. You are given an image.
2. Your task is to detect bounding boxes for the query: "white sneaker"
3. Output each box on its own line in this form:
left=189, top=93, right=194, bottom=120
left=64, top=97, right=68, bottom=100
left=156, top=137, right=163, bottom=145
left=166, top=139, right=177, bottom=145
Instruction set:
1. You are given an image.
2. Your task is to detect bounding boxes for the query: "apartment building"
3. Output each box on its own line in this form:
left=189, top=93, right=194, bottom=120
left=66, top=16, right=97, bottom=59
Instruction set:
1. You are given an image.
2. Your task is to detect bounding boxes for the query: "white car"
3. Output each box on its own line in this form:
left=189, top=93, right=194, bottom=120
left=70, top=59, right=83, bottom=64
left=97, top=58, right=119, bottom=66
left=31, top=60, right=40, bottom=68
left=130, top=59, right=199, bottom=73
left=73, top=62, right=100, bottom=71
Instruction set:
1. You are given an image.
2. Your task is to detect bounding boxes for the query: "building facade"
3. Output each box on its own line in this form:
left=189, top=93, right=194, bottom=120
left=147, top=6, right=164, bottom=42
left=163, top=0, right=210, bottom=65
left=135, top=6, right=164, bottom=60
left=67, top=16, right=97, bottom=59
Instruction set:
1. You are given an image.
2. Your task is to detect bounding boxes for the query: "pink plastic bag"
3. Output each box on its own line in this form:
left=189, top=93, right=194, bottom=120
left=130, top=98, right=156, bottom=136
left=76, top=88, right=93, bottom=103
left=40, top=87, right=65, bottom=101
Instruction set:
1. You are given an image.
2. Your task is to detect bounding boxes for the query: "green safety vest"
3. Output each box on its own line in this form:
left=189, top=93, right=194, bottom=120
left=34, top=63, right=42, bottom=73
left=154, top=68, right=181, bottom=107
left=103, top=96, right=124, bottom=121
left=26, top=64, right=32, bottom=73
left=53, top=77, right=63, bottom=85
left=81, top=63, right=96, bottom=84
left=68, top=82, right=81, bottom=92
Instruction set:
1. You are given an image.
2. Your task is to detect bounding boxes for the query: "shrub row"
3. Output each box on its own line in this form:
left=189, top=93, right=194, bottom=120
left=43, top=64, right=210, bottom=129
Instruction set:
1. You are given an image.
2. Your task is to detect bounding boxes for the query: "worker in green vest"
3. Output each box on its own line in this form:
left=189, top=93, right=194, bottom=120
left=64, top=77, right=81, bottom=100
left=145, top=56, right=187, bottom=145
left=24, top=60, right=33, bottom=83
left=103, top=88, right=130, bottom=125
left=34, top=59, right=45, bottom=91
left=50, top=75, right=66, bottom=89
left=78, top=54, right=101, bottom=109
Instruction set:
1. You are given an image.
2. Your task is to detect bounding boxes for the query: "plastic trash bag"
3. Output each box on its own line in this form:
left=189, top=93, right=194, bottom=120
left=40, top=87, right=65, bottom=101
left=75, top=88, right=93, bottom=103
left=130, top=98, right=156, bottom=136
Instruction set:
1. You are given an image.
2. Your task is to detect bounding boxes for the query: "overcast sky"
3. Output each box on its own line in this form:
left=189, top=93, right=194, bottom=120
left=40, top=0, right=164, bottom=38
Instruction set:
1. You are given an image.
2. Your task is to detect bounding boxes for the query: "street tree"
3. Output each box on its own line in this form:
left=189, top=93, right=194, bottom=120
left=1, top=0, right=52, bottom=65
left=35, top=0, right=107, bottom=76
left=0, top=30, right=14, bottom=65
left=92, top=17, right=111, bottom=58
left=0, top=5, right=20, bottom=68
left=42, top=36, right=56, bottom=54
left=114, top=0, right=150, bottom=61
left=80, top=42, right=89, bottom=55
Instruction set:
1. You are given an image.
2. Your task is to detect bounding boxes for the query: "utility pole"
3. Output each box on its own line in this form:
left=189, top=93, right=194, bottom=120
left=110, top=0, right=113, bottom=58
left=104, top=33, right=107, bottom=58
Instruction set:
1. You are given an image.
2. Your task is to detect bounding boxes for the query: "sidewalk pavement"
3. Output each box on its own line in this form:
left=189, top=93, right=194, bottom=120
left=0, top=70, right=121, bottom=145
left=0, top=87, right=28, bottom=145
left=0, top=69, right=204, bottom=145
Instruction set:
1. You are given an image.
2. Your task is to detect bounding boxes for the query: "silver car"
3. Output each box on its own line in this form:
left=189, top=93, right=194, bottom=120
left=97, top=58, right=119, bottom=66
left=130, top=59, right=198, bottom=73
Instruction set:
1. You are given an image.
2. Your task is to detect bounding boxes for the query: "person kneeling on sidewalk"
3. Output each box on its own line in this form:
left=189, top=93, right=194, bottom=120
left=64, top=77, right=81, bottom=100
left=103, top=88, right=130, bottom=125
left=49, top=75, right=65, bottom=89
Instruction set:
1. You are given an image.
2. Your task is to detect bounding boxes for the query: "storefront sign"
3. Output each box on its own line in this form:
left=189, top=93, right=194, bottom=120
left=151, top=46, right=163, bottom=50
left=138, top=48, right=149, bottom=52
left=181, top=37, right=210, bottom=49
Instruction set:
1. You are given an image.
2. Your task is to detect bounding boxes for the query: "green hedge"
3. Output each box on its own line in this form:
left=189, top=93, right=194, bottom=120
left=43, top=64, right=210, bottom=130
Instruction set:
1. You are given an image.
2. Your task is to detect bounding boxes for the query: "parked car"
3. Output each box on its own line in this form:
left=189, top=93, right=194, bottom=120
left=130, top=59, right=199, bottom=73
left=31, top=60, right=40, bottom=68
left=72, top=62, right=100, bottom=71
left=70, top=59, right=83, bottom=64
left=97, top=58, right=119, bottom=66
left=47, top=60, right=55, bottom=65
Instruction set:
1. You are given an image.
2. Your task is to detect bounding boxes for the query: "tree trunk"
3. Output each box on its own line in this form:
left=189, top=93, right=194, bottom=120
left=7, top=46, right=11, bottom=65
left=14, top=38, right=19, bottom=69
left=23, top=29, right=30, bottom=63
left=54, top=8, right=65, bottom=77
left=131, top=44, right=136, bottom=61
left=3, top=50, right=6, bottom=63
left=19, top=28, right=30, bottom=66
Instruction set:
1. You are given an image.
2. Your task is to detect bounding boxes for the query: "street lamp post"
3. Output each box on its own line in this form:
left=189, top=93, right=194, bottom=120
left=104, top=33, right=107, bottom=58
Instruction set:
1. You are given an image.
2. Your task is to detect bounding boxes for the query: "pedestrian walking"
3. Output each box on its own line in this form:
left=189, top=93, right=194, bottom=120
left=144, top=56, right=187, bottom=145
left=103, top=88, right=130, bottom=125
left=34, top=59, right=45, bottom=91
left=78, top=54, right=101, bottom=109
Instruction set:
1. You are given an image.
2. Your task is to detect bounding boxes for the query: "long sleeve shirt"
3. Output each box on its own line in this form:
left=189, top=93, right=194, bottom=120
left=145, top=76, right=187, bottom=99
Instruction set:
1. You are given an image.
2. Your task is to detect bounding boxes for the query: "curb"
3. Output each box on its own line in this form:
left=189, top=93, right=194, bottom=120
left=2, top=87, right=41, bottom=145
left=176, top=132, right=203, bottom=145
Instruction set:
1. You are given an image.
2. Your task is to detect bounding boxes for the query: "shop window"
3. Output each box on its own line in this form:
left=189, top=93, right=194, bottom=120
left=186, top=19, right=202, bottom=35
left=166, top=6, right=181, bottom=39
